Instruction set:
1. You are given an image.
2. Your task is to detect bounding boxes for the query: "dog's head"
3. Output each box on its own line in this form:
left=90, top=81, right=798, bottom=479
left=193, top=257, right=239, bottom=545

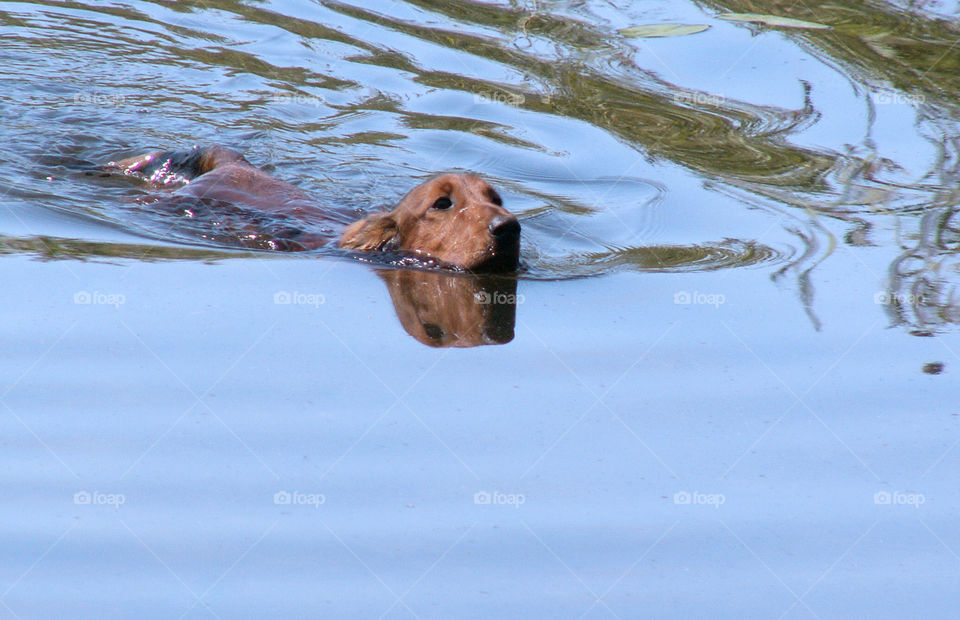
left=339, top=174, right=520, bottom=272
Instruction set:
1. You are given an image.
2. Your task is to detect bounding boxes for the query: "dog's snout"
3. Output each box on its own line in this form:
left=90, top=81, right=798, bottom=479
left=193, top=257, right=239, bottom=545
left=489, top=215, right=520, bottom=240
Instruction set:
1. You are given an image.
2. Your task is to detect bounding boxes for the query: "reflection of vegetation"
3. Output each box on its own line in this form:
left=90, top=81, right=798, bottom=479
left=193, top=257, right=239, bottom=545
left=0, top=235, right=253, bottom=262
left=887, top=205, right=960, bottom=333
left=324, top=0, right=836, bottom=191
left=698, top=1, right=960, bottom=332
left=701, top=1, right=960, bottom=109
left=535, top=240, right=780, bottom=278
left=400, top=113, right=542, bottom=150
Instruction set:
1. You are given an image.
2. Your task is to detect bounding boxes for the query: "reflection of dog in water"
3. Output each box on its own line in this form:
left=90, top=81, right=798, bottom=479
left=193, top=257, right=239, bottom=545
left=378, top=270, right=519, bottom=347
left=107, top=145, right=520, bottom=272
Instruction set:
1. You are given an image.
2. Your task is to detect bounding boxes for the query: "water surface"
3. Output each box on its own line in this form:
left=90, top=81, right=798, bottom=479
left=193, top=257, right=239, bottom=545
left=1, top=1, right=960, bottom=617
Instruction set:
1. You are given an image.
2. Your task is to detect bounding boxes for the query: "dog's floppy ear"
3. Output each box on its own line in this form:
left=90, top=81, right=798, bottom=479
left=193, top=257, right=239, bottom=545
left=338, top=213, right=400, bottom=252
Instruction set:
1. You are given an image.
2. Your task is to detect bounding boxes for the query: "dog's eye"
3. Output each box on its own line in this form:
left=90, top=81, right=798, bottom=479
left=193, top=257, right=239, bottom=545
left=487, top=189, right=503, bottom=206
left=431, top=196, right=453, bottom=210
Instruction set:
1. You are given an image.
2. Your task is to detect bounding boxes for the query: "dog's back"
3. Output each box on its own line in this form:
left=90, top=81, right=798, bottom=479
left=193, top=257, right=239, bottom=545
left=107, top=146, right=351, bottom=251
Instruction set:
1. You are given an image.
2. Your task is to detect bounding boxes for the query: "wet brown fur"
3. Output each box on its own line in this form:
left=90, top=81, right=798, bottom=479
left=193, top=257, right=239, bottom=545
left=110, top=146, right=520, bottom=271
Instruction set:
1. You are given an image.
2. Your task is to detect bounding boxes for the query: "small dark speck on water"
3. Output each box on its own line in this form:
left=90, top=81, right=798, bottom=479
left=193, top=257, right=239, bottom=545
left=923, top=362, right=944, bottom=375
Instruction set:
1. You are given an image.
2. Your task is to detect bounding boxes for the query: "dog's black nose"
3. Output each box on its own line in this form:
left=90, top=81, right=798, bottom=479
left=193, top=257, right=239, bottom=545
left=489, top=215, right=520, bottom=240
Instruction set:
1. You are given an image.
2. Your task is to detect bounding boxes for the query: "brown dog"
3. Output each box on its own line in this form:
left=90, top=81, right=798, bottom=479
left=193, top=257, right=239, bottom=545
left=108, top=145, right=520, bottom=271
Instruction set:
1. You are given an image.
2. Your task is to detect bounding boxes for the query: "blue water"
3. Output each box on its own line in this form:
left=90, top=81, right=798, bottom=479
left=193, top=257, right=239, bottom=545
left=2, top=0, right=960, bottom=617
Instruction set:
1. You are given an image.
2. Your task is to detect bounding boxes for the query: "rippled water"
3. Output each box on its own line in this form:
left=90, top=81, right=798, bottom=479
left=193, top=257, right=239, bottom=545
left=4, top=0, right=802, bottom=279
left=3, top=1, right=960, bottom=617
